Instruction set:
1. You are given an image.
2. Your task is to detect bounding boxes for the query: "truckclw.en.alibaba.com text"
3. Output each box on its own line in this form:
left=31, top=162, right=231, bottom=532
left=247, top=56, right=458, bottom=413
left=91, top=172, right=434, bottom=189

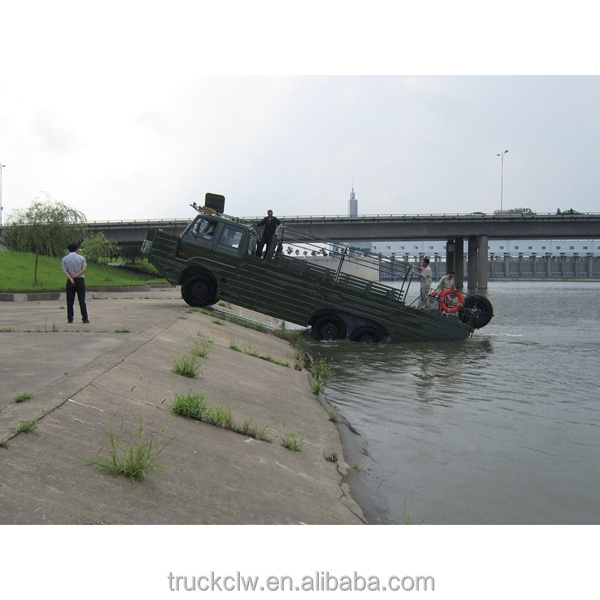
left=167, top=571, right=436, bottom=593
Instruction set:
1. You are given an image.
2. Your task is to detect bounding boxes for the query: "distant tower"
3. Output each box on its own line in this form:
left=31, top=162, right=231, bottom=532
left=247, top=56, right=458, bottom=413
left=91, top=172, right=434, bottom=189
left=348, top=187, right=358, bottom=217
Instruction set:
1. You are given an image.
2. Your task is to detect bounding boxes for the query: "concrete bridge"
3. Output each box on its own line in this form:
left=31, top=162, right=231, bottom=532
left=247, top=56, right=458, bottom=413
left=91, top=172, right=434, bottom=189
left=86, top=212, right=600, bottom=291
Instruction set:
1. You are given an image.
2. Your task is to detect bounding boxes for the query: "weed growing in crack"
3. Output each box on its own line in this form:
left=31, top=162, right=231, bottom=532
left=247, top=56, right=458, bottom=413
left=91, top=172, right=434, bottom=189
left=11, top=419, right=38, bottom=434
left=274, top=321, right=303, bottom=344
left=191, top=333, right=214, bottom=358
left=263, top=354, right=290, bottom=368
left=87, top=417, right=175, bottom=481
left=171, top=355, right=201, bottom=378
left=279, top=431, right=304, bottom=452
left=170, top=393, right=273, bottom=443
left=310, top=358, right=332, bottom=394
left=13, top=392, right=32, bottom=404
left=327, top=405, right=339, bottom=422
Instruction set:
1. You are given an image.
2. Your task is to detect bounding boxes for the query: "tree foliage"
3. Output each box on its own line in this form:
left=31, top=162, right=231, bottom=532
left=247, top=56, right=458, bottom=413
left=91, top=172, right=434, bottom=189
left=119, top=245, right=145, bottom=263
left=82, top=232, right=119, bottom=263
left=4, top=195, right=87, bottom=285
left=82, top=233, right=119, bottom=279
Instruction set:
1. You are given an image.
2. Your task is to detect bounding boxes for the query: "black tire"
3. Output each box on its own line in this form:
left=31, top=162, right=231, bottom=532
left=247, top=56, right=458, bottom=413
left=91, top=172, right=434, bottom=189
left=458, top=295, right=494, bottom=329
left=181, top=274, right=217, bottom=307
left=350, top=326, right=384, bottom=343
left=312, top=315, right=347, bottom=341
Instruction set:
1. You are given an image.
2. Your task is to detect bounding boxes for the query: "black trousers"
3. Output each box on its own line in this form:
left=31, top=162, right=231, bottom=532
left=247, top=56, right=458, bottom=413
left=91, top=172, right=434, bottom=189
left=66, top=277, right=88, bottom=322
left=255, top=234, right=274, bottom=258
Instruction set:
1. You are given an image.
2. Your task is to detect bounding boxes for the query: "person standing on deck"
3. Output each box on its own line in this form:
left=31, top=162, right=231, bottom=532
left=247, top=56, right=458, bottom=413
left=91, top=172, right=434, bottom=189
left=436, top=270, right=456, bottom=295
left=255, top=209, right=282, bottom=258
left=413, top=256, right=432, bottom=310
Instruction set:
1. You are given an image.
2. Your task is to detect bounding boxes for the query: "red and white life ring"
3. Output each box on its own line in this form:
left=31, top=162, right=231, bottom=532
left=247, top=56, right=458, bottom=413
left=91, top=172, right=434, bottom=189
left=439, top=289, right=464, bottom=313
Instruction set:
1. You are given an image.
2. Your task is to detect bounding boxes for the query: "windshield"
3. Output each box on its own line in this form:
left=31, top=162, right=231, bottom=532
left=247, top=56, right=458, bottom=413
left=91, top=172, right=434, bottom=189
left=186, top=217, right=217, bottom=239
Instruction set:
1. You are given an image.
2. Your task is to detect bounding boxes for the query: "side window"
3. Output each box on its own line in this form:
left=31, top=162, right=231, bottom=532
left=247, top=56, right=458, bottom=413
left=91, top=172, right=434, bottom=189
left=218, top=225, right=243, bottom=252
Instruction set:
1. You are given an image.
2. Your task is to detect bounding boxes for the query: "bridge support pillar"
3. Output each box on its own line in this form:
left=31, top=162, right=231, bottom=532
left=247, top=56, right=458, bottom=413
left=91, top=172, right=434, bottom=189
left=446, top=240, right=455, bottom=274
left=467, top=235, right=488, bottom=292
left=448, top=235, right=489, bottom=291
left=468, top=236, right=478, bottom=290
left=477, top=235, right=488, bottom=290
left=446, top=237, right=465, bottom=289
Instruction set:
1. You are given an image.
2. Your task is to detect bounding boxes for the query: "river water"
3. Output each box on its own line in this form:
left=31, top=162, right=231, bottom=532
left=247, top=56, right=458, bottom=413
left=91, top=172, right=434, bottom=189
left=311, top=281, right=600, bottom=524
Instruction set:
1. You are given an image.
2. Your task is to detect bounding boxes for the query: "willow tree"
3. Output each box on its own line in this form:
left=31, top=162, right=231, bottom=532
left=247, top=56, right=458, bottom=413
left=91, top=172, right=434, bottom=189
left=82, top=232, right=119, bottom=280
left=4, top=196, right=87, bottom=285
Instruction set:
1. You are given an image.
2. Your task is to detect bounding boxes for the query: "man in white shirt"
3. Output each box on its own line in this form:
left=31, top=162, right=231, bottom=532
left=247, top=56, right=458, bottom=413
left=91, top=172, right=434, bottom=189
left=62, top=243, right=89, bottom=323
left=413, top=256, right=432, bottom=310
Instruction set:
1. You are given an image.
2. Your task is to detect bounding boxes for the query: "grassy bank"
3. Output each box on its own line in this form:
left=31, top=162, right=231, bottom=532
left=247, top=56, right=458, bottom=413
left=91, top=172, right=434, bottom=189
left=0, top=250, right=165, bottom=292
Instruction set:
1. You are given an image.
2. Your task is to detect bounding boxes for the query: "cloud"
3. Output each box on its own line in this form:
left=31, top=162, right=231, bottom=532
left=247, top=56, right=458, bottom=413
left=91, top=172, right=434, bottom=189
left=1, top=4, right=599, bottom=223
left=30, top=105, right=84, bottom=153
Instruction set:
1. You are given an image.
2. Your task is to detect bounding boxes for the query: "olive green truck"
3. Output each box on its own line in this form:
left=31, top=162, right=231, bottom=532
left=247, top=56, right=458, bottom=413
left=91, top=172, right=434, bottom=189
left=141, top=195, right=493, bottom=342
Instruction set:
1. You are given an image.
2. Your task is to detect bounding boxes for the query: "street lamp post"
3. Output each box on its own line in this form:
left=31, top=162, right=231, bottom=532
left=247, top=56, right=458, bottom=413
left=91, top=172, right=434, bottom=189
left=496, top=150, right=508, bottom=211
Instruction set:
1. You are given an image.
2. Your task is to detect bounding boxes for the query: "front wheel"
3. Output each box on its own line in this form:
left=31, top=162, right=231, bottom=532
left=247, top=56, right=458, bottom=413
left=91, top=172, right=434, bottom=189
left=181, top=274, right=217, bottom=307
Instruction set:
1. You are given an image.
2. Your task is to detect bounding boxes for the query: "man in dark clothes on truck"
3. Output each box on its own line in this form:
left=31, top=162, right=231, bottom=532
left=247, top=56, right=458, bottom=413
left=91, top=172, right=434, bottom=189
left=255, top=209, right=282, bottom=258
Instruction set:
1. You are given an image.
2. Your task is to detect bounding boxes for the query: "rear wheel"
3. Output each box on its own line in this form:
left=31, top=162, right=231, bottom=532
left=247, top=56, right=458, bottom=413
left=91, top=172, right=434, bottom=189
left=312, top=315, right=347, bottom=341
left=181, top=274, right=217, bottom=307
left=350, top=326, right=384, bottom=343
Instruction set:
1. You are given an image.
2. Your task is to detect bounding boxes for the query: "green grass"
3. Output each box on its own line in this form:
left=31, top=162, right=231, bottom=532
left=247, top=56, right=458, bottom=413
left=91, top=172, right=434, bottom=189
left=11, top=419, right=38, bottom=434
left=170, top=392, right=208, bottom=420
left=171, top=355, right=201, bottom=378
left=230, top=342, right=259, bottom=357
left=226, top=315, right=269, bottom=333
left=230, top=342, right=291, bottom=367
left=279, top=431, right=304, bottom=452
left=170, top=393, right=233, bottom=429
left=190, top=333, right=214, bottom=358
left=170, top=393, right=304, bottom=451
left=310, top=358, right=332, bottom=394
left=170, top=393, right=273, bottom=442
left=263, top=354, right=290, bottom=367
left=327, top=405, right=339, bottom=422
left=0, top=250, right=164, bottom=292
left=87, top=417, right=175, bottom=480
left=274, top=321, right=303, bottom=344
left=13, top=392, right=32, bottom=403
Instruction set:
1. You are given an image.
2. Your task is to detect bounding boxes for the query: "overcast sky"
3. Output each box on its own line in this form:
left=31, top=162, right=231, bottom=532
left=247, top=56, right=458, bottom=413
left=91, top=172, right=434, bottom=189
left=1, top=2, right=598, bottom=223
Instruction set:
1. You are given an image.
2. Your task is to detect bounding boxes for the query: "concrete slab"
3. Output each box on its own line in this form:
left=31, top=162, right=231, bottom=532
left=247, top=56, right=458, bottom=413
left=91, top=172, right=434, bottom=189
left=0, top=289, right=366, bottom=524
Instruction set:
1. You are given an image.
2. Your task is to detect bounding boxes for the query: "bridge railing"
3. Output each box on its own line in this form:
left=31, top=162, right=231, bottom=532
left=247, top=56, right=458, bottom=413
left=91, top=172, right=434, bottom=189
left=86, top=212, right=599, bottom=225
left=240, top=212, right=600, bottom=222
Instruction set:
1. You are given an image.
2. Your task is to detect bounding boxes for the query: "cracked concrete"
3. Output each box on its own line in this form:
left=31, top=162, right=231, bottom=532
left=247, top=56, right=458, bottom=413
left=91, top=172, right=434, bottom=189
left=0, top=289, right=366, bottom=524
